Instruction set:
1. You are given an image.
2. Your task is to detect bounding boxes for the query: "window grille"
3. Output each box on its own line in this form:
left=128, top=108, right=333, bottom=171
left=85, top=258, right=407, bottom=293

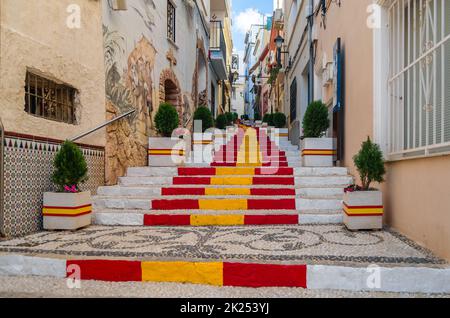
left=167, top=1, right=176, bottom=42
left=388, top=0, right=450, bottom=158
left=24, top=72, right=77, bottom=124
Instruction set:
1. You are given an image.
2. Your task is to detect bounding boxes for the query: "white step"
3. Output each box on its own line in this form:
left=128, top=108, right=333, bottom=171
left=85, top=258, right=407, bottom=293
left=119, top=176, right=172, bottom=186
left=294, top=167, right=349, bottom=176
left=97, top=187, right=343, bottom=199
left=295, top=176, right=353, bottom=187
left=94, top=197, right=342, bottom=211
left=93, top=211, right=344, bottom=226
left=296, top=198, right=342, bottom=210
left=127, top=167, right=177, bottom=177
left=296, top=187, right=344, bottom=198
left=97, top=186, right=161, bottom=197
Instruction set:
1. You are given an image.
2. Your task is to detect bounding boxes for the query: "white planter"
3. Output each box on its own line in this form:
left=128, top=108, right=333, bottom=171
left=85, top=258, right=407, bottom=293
left=214, top=130, right=227, bottom=147
left=274, top=128, right=289, bottom=145
left=301, top=138, right=336, bottom=167
left=43, top=191, right=92, bottom=230
left=343, top=191, right=383, bottom=230
left=225, top=126, right=238, bottom=142
left=148, top=137, right=188, bottom=167
left=192, top=132, right=213, bottom=163
left=255, top=120, right=263, bottom=127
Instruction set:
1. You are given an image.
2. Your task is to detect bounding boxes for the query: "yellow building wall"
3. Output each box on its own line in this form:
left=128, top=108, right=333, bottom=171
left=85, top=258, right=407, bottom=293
left=0, top=0, right=106, bottom=147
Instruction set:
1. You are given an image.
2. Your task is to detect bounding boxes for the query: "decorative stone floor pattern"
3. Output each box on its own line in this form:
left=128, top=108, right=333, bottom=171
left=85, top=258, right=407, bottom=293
left=0, top=225, right=445, bottom=266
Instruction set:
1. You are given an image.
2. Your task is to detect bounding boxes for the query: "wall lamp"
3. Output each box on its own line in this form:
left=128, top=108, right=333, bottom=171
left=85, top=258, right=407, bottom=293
left=274, top=35, right=289, bottom=68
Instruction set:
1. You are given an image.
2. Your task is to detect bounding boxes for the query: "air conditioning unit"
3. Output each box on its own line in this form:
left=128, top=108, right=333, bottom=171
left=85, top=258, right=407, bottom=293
left=112, top=0, right=127, bottom=10
left=323, top=62, right=334, bottom=86
left=274, top=9, right=283, bottom=22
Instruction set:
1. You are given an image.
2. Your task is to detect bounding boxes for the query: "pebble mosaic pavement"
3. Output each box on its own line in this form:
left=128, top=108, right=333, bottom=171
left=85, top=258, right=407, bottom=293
left=0, top=225, right=445, bottom=266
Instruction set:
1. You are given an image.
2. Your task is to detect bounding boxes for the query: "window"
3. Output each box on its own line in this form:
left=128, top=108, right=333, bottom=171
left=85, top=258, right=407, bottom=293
left=290, top=77, right=297, bottom=123
left=388, top=0, right=450, bottom=159
left=24, top=72, right=77, bottom=124
left=167, top=1, right=176, bottom=42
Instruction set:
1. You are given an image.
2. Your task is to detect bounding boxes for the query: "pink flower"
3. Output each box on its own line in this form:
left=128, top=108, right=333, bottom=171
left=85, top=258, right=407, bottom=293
left=64, top=185, right=78, bottom=193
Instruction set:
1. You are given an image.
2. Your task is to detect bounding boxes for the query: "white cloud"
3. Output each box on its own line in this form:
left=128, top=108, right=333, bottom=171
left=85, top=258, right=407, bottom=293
left=234, top=8, right=266, bottom=35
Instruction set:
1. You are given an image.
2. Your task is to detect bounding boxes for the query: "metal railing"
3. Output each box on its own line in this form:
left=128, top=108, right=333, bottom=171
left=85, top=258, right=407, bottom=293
left=69, top=109, right=136, bottom=142
left=210, top=20, right=227, bottom=66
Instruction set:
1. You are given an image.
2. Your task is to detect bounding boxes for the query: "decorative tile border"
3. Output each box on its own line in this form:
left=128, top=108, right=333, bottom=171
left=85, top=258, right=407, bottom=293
left=1, top=134, right=104, bottom=237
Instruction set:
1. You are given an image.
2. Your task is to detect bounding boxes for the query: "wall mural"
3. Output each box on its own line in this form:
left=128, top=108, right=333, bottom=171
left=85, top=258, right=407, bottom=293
left=104, top=23, right=156, bottom=185
left=103, top=0, right=207, bottom=184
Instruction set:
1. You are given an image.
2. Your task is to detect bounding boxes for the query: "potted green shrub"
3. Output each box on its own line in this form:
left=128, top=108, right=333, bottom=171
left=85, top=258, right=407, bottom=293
left=263, top=113, right=274, bottom=127
left=214, top=114, right=229, bottom=147
left=43, top=141, right=91, bottom=230
left=301, top=100, right=335, bottom=167
left=344, top=137, right=386, bottom=230
left=193, top=106, right=214, bottom=162
left=149, top=103, right=186, bottom=167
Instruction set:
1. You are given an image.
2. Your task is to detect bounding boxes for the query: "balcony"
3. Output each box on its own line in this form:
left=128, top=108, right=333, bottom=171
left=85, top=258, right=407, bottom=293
left=209, top=20, right=228, bottom=80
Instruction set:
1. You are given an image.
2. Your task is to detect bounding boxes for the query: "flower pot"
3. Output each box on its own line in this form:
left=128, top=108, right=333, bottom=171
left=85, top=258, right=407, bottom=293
left=301, top=138, right=336, bottom=167
left=148, top=137, right=188, bottom=167
left=192, top=132, right=213, bottom=163
left=214, top=130, right=227, bottom=147
left=273, top=128, right=289, bottom=145
left=343, top=190, right=383, bottom=230
left=43, top=191, right=92, bottom=230
left=225, top=126, right=237, bottom=142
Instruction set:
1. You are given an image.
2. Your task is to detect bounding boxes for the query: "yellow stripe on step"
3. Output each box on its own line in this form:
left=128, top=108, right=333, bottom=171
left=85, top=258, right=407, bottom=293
left=210, top=177, right=253, bottom=185
left=191, top=214, right=245, bottom=226
left=205, top=188, right=251, bottom=196
left=141, top=261, right=223, bottom=286
left=198, top=199, right=248, bottom=210
left=215, top=167, right=255, bottom=176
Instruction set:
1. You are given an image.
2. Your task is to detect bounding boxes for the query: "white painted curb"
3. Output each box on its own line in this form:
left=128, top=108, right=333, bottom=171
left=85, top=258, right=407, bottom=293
left=0, top=254, right=66, bottom=278
left=307, top=265, right=450, bottom=293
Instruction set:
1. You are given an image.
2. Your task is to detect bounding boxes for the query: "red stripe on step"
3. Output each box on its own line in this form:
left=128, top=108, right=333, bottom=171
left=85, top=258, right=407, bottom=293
left=178, top=168, right=216, bottom=176
left=250, top=188, right=296, bottom=196
left=255, top=167, right=293, bottom=175
left=173, top=177, right=211, bottom=185
left=66, top=260, right=142, bottom=282
left=152, top=199, right=199, bottom=210
left=253, top=177, right=295, bottom=185
left=144, top=214, right=191, bottom=226
left=247, top=199, right=296, bottom=210
left=161, top=188, right=206, bottom=196
left=223, top=263, right=307, bottom=288
left=262, top=162, right=289, bottom=167
left=245, top=215, right=298, bottom=225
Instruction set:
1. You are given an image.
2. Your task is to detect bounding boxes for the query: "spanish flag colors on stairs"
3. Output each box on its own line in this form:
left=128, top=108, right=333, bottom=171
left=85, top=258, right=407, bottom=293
left=146, top=128, right=299, bottom=226
left=94, top=127, right=354, bottom=227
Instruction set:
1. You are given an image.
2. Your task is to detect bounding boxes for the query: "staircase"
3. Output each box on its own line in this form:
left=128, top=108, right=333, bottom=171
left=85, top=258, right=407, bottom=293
left=93, top=127, right=353, bottom=226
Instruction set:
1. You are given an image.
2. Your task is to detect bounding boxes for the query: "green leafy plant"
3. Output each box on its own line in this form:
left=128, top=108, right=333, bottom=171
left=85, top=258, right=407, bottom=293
left=154, top=103, right=179, bottom=137
left=263, top=113, right=274, bottom=126
left=353, top=137, right=386, bottom=191
left=193, top=106, right=214, bottom=132
left=267, top=66, right=281, bottom=85
left=225, top=112, right=234, bottom=126
left=215, top=114, right=228, bottom=130
left=241, top=114, right=249, bottom=121
left=254, top=112, right=261, bottom=121
left=52, top=141, right=88, bottom=192
left=302, top=100, right=330, bottom=138
left=232, top=112, right=239, bottom=122
left=272, top=112, right=287, bottom=128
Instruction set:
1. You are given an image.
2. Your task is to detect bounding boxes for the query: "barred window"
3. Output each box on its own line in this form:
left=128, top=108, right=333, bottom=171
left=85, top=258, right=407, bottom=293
left=388, top=0, right=450, bottom=158
left=167, top=1, right=176, bottom=42
left=24, top=72, right=77, bottom=124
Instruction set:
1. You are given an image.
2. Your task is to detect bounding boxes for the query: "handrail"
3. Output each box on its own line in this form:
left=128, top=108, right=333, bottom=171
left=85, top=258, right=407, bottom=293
left=69, top=109, right=136, bottom=142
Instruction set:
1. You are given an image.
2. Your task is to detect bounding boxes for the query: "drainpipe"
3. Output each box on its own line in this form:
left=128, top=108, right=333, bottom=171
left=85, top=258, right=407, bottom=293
left=308, top=0, right=314, bottom=104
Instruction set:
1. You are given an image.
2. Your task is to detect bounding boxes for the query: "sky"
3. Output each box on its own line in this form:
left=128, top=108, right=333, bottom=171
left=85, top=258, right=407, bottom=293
left=230, top=0, right=274, bottom=78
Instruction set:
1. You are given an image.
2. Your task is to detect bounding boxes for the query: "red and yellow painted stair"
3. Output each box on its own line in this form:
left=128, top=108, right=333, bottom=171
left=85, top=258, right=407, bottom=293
left=144, top=128, right=299, bottom=226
